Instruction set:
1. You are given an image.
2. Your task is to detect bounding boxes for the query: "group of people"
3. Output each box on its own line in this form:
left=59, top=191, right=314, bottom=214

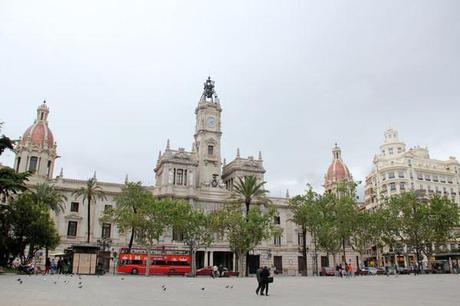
left=255, top=266, right=272, bottom=296
left=336, top=262, right=353, bottom=277
left=211, top=264, right=227, bottom=278
left=45, top=257, right=70, bottom=274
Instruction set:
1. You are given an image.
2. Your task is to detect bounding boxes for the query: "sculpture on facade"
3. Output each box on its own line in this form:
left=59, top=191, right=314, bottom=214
left=202, top=76, right=215, bottom=100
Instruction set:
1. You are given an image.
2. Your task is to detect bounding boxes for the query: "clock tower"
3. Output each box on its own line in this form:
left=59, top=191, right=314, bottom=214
left=194, top=77, right=223, bottom=187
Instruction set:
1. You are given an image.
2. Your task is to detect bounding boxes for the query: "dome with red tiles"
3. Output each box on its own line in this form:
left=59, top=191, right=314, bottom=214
left=20, top=101, right=54, bottom=147
left=326, top=159, right=350, bottom=183
left=324, top=144, right=352, bottom=189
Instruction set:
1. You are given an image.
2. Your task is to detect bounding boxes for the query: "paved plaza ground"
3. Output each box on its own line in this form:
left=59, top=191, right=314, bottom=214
left=1, top=273, right=459, bottom=306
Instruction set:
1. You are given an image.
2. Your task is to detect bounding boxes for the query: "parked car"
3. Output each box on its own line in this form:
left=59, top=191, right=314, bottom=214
left=195, top=266, right=239, bottom=277
left=320, top=267, right=335, bottom=276
left=196, top=266, right=213, bottom=276
left=354, top=269, right=369, bottom=276
left=362, top=267, right=381, bottom=275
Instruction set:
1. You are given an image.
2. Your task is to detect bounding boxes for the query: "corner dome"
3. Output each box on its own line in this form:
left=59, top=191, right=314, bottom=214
left=324, top=144, right=352, bottom=188
left=20, top=101, right=54, bottom=147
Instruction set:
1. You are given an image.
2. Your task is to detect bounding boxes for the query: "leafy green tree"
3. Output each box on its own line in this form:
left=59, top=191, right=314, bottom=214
left=289, top=185, right=323, bottom=275
left=230, top=175, right=270, bottom=276
left=0, top=135, right=14, bottom=156
left=31, top=183, right=67, bottom=214
left=134, top=197, right=176, bottom=276
left=170, top=202, right=215, bottom=276
left=428, top=194, right=459, bottom=252
left=350, top=209, right=387, bottom=268
left=6, top=193, right=59, bottom=263
left=72, top=177, right=107, bottom=243
left=0, top=168, right=29, bottom=202
left=384, top=192, right=459, bottom=269
left=328, top=181, right=359, bottom=262
left=211, top=204, right=279, bottom=277
left=102, top=181, right=148, bottom=249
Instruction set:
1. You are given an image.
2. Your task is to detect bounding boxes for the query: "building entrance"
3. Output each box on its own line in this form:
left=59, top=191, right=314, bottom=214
left=247, top=255, right=260, bottom=274
left=213, top=251, right=233, bottom=271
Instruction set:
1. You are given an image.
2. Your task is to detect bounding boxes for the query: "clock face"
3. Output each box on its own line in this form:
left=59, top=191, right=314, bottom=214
left=207, top=116, right=216, bottom=128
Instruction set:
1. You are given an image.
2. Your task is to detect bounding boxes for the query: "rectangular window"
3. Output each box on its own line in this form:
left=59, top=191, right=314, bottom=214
left=28, top=156, right=38, bottom=172
left=70, top=202, right=79, bottom=212
left=274, top=235, right=281, bottom=246
left=417, top=173, right=423, bottom=180
left=47, top=160, right=52, bottom=177
left=104, top=205, right=112, bottom=212
left=398, top=171, right=405, bottom=178
left=297, top=233, right=304, bottom=246
left=447, top=177, right=453, bottom=184
left=425, top=175, right=431, bottom=181
left=208, top=145, right=214, bottom=156
left=388, top=172, right=395, bottom=179
left=440, top=176, right=446, bottom=183
left=408, top=159, right=412, bottom=167
left=433, top=175, right=439, bottom=182
left=389, top=148, right=394, bottom=155
left=274, top=216, right=281, bottom=225
left=67, top=221, right=77, bottom=237
left=102, top=223, right=111, bottom=239
left=400, top=182, right=405, bottom=191
left=172, top=228, right=183, bottom=242
left=176, top=169, right=184, bottom=185
left=16, top=157, right=21, bottom=172
left=390, top=183, right=396, bottom=191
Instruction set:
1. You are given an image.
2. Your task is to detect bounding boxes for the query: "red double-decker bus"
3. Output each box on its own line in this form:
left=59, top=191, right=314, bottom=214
left=117, top=247, right=191, bottom=275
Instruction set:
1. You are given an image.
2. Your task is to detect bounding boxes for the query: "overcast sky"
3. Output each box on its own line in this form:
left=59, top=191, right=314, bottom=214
left=1, top=0, right=459, bottom=198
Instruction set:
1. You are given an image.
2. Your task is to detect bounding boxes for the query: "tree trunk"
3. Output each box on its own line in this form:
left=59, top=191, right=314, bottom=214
left=190, top=244, right=197, bottom=277
left=342, top=238, right=346, bottom=263
left=145, top=247, right=151, bottom=276
left=301, top=226, right=307, bottom=276
left=129, top=227, right=135, bottom=249
left=87, top=197, right=91, bottom=243
left=245, top=200, right=250, bottom=219
left=237, top=253, right=245, bottom=278
left=313, top=232, right=318, bottom=276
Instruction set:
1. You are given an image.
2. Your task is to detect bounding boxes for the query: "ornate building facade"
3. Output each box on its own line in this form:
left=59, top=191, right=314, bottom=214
left=12, top=78, right=328, bottom=275
left=364, top=128, right=460, bottom=211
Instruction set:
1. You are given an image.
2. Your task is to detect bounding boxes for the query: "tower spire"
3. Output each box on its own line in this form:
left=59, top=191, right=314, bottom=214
left=236, top=148, right=240, bottom=158
left=332, top=143, right=342, bottom=160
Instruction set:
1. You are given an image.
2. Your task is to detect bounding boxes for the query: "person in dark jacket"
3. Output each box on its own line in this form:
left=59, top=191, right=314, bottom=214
left=260, top=266, right=270, bottom=296
left=255, top=267, right=263, bottom=295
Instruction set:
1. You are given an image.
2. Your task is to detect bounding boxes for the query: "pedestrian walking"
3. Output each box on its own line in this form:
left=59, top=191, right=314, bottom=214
left=45, top=257, right=51, bottom=275
left=57, top=258, right=62, bottom=274
left=255, top=267, right=263, bottom=295
left=260, top=266, right=270, bottom=296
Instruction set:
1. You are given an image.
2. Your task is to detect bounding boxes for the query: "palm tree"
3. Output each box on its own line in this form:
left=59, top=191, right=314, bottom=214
left=32, top=183, right=67, bottom=213
left=231, top=176, right=269, bottom=219
left=230, top=176, right=269, bottom=276
left=30, top=183, right=67, bottom=259
left=73, top=177, right=106, bottom=243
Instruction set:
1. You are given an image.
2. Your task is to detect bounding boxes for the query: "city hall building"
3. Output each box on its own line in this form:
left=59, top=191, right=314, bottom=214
left=10, top=77, right=359, bottom=275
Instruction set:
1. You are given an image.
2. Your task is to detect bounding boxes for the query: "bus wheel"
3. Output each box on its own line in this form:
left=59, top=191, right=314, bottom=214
left=131, top=268, right=138, bottom=275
